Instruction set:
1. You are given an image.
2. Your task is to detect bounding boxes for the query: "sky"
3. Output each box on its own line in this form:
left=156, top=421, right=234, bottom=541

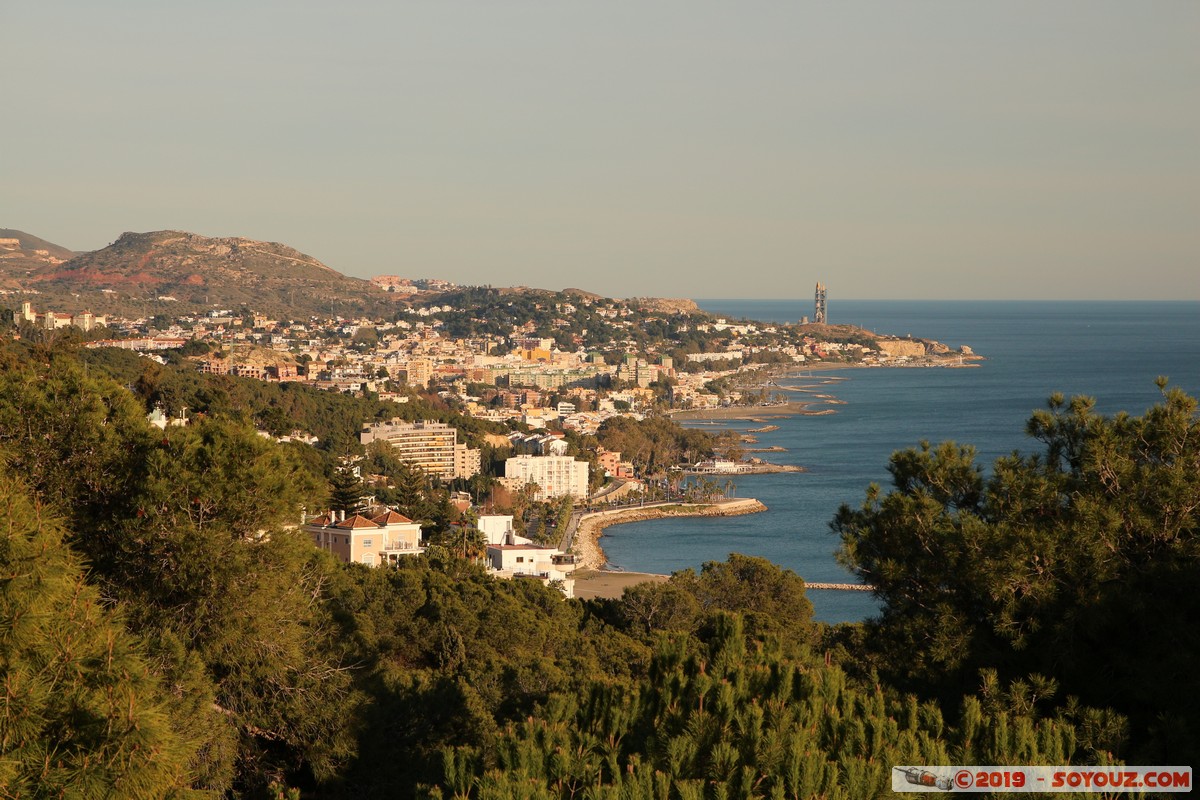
left=4, top=1, right=1198, bottom=300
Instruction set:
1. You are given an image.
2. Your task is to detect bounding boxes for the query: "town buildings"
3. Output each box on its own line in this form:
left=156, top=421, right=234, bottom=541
left=10, top=301, right=107, bottom=331
left=477, top=514, right=576, bottom=597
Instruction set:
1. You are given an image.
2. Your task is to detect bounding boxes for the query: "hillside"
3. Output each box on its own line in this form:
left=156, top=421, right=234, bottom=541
left=19, top=230, right=397, bottom=318
left=0, top=229, right=76, bottom=290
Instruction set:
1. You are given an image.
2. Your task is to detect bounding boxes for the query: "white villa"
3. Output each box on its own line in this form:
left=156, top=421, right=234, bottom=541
left=478, top=514, right=576, bottom=597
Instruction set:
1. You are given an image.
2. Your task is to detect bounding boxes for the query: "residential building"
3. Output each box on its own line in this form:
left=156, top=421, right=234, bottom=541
left=403, top=358, right=433, bottom=387
left=304, top=508, right=424, bottom=566
left=360, top=419, right=480, bottom=480
left=477, top=514, right=576, bottom=597
left=453, top=442, right=481, bottom=480
left=503, top=454, right=589, bottom=500
left=477, top=514, right=516, bottom=546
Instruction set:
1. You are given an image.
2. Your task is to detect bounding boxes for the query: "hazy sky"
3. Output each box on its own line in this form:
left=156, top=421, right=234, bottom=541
left=5, top=1, right=1198, bottom=300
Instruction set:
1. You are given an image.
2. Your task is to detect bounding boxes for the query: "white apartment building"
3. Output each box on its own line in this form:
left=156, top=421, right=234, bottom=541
left=485, top=543, right=576, bottom=597
left=503, top=454, right=589, bottom=501
left=477, top=513, right=576, bottom=597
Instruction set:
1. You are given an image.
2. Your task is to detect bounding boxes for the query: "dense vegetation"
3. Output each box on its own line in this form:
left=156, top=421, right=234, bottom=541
left=833, top=383, right=1200, bottom=765
left=595, top=416, right=716, bottom=475
left=80, top=346, right=508, bottom=454
left=1, top=340, right=1196, bottom=797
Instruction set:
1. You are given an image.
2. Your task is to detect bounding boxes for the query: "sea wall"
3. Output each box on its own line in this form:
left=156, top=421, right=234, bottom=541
left=573, top=499, right=767, bottom=570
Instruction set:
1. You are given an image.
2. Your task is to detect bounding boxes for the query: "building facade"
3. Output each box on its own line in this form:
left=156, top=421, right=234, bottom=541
left=360, top=420, right=480, bottom=480
left=304, top=509, right=424, bottom=566
left=503, top=454, right=589, bottom=500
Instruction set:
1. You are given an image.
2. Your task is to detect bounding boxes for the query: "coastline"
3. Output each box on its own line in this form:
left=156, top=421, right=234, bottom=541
left=567, top=497, right=876, bottom=600
left=670, top=400, right=824, bottom=421
left=572, top=352, right=981, bottom=601
left=572, top=498, right=767, bottom=572
left=670, top=356, right=980, bottom=423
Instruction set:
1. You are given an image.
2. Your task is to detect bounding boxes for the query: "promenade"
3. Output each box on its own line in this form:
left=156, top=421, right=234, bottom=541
left=560, top=498, right=875, bottom=600
left=566, top=498, right=768, bottom=571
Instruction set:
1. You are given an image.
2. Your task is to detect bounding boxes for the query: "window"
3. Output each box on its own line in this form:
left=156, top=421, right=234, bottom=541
left=362, top=538, right=373, bottom=547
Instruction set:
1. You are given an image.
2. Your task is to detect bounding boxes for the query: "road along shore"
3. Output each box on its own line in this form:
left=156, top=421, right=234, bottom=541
left=572, top=498, right=767, bottom=572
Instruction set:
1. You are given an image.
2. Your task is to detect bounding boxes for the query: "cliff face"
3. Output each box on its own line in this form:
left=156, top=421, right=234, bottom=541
left=629, top=297, right=701, bottom=313
left=876, top=339, right=927, bottom=358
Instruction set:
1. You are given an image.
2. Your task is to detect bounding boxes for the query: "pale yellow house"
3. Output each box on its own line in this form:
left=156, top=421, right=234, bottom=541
left=304, top=509, right=424, bottom=566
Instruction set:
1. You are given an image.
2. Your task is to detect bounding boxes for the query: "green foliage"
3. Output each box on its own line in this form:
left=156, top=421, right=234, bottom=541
left=330, top=464, right=368, bottom=514
left=0, top=470, right=206, bottom=797
left=75, top=344, right=504, bottom=454
left=834, top=385, right=1200, bottom=763
left=617, top=556, right=815, bottom=658
left=2, top=340, right=1187, bottom=792
left=364, top=439, right=436, bottom=520
left=0, top=344, right=363, bottom=792
left=596, top=416, right=715, bottom=476
left=674, top=555, right=815, bottom=651
left=427, top=614, right=1094, bottom=798
left=326, top=558, right=651, bottom=795
left=0, top=348, right=154, bottom=531
left=620, top=581, right=701, bottom=636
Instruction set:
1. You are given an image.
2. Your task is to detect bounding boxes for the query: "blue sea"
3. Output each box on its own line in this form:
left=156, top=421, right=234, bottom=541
left=598, top=301, right=1200, bottom=624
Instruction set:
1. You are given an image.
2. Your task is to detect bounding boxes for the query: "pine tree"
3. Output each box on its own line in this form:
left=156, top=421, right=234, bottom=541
left=330, top=464, right=367, bottom=515
left=833, top=384, right=1200, bottom=763
left=0, top=470, right=203, bottom=797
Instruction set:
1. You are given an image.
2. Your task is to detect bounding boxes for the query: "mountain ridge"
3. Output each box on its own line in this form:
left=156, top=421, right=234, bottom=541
left=4, top=227, right=704, bottom=321
left=14, top=229, right=395, bottom=318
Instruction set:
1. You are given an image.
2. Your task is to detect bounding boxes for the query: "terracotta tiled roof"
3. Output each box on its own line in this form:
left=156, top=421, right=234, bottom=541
left=335, top=514, right=380, bottom=529
left=306, top=513, right=334, bottom=525
left=371, top=510, right=415, bottom=525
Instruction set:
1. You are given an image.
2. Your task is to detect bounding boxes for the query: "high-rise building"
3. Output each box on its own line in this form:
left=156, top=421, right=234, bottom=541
left=814, top=282, right=827, bottom=324
left=504, top=454, right=589, bottom=500
left=360, top=420, right=480, bottom=480
left=403, top=358, right=433, bottom=387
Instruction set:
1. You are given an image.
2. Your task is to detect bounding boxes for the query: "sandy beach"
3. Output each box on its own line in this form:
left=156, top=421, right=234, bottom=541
left=571, top=569, right=669, bottom=600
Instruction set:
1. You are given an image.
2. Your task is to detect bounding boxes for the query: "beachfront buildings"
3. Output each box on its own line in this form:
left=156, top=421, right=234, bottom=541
left=503, top=454, right=589, bottom=501
left=478, top=514, right=576, bottom=597
left=360, top=419, right=481, bottom=480
left=485, top=543, right=576, bottom=597
left=304, top=509, right=424, bottom=566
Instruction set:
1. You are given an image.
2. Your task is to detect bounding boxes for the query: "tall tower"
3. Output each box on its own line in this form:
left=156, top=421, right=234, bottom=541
left=814, top=282, right=827, bottom=324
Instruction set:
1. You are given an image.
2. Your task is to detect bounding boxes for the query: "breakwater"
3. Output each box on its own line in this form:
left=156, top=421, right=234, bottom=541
left=805, top=583, right=874, bottom=591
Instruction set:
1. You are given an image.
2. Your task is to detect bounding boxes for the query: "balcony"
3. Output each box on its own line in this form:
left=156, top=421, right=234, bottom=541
left=382, top=541, right=423, bottom=552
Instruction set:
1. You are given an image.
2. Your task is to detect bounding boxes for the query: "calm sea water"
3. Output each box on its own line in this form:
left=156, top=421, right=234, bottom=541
left=599, top=300, right=1200, bottom=624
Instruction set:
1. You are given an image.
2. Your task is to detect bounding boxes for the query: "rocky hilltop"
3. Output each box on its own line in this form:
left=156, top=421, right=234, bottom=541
left=21, top=230, right=394, bottom=318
